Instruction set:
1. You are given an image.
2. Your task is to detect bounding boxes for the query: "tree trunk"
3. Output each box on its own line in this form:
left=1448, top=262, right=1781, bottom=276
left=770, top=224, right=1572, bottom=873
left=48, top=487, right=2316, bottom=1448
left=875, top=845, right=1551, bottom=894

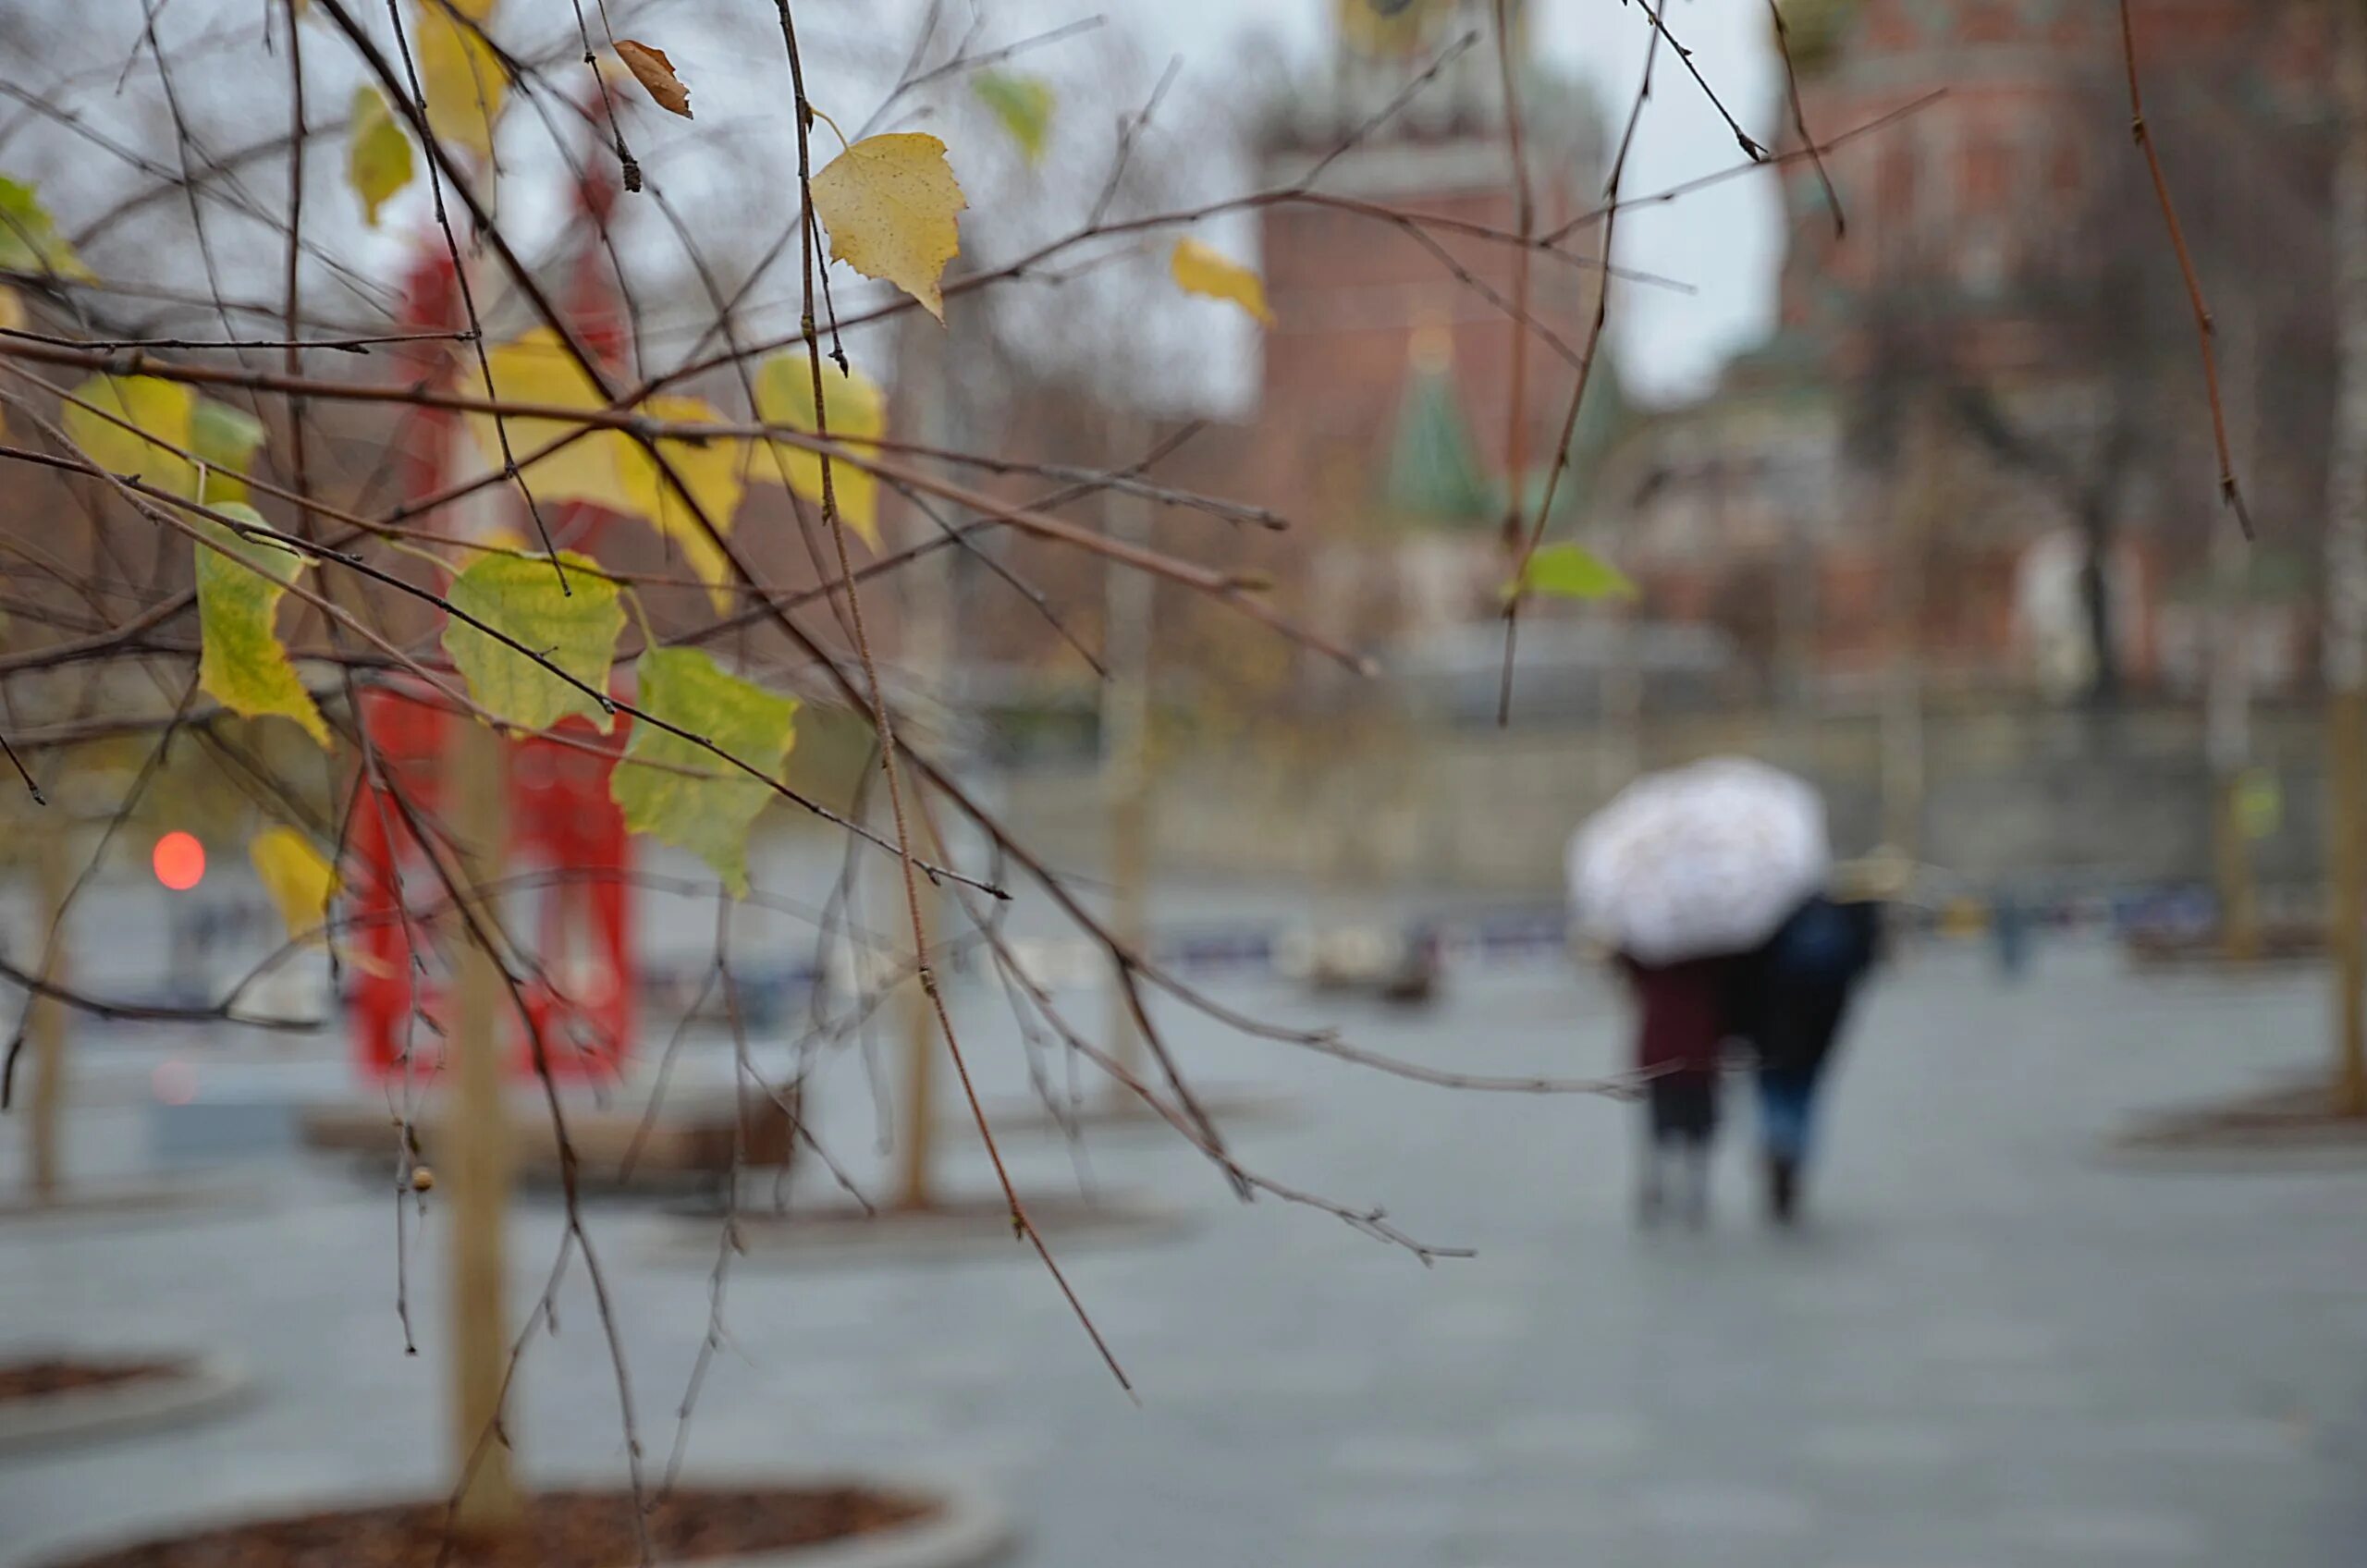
left=1778, top=508, right=1821, bottom=763
left=1101, top=415, right=1156, bottom=1108
left=2209, top=308, right=2261, bottom=962
left=445, top=713, right=520, bottom=1533
left=2077, top=504, right=2120, bottom=707
left=894, top=874, right=938, bottom=1212
left=889, top=320, right=962, bottom=1207
left=2325, top=0, right=2367, bottom=1117
left=25, top=830, right=71, bottom=1204
left=1597, top=596, right=1644, bottom=801
left=1882, top=400, right=1933, bottom=859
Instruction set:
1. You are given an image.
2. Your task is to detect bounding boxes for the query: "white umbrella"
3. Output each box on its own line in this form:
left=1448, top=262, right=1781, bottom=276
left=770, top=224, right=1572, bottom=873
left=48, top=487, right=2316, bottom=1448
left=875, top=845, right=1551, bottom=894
left=1568, top=757, right=1831, bottom=964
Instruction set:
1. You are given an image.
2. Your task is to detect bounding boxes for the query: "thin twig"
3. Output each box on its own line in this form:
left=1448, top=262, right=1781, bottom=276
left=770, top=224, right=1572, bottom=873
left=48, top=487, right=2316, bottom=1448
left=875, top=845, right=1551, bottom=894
left=1497, top=5, right=1665, bottom=723
left=1764, top=0, right=1844, bottom=237
left=2116, top=0, right=2254, bottom=536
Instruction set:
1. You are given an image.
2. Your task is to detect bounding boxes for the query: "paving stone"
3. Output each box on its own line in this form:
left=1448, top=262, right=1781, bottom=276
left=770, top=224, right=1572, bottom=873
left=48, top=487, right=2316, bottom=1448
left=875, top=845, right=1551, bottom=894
left=1633, top=1480, right=1821, bottom=1537
left=1327, top=1431, right=1484, bottom=1481
left=1487, top=1408, right=1651, bottom=1466
left=4, top=948, right=2366, bottom=1568
left=1797, top=1419, right=1968, bottom=1470
left=1999, top=1503, right=2206, bottom=1557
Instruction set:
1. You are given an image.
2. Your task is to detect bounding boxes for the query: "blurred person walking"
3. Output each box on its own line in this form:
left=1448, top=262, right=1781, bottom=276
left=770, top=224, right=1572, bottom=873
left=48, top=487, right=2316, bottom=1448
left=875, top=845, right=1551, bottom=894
left=1570, top=757, right=1833, bottom=1228
left=1991, top=883, right=2032, bottom=980
left=1614, top=950, right=1742, bottom=1226
left=1730, top=857, right=1897, bottom=1226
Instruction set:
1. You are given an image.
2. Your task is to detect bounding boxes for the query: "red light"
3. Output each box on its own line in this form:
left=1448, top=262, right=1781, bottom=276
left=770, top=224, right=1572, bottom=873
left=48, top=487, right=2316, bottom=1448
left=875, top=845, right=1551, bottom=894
left=153, top=831, right=206, bottom=891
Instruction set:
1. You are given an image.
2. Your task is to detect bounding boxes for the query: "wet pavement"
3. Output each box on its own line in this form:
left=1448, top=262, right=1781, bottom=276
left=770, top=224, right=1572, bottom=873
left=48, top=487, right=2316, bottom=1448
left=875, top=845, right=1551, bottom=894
left=3, top=928, right=2364, bottom=1567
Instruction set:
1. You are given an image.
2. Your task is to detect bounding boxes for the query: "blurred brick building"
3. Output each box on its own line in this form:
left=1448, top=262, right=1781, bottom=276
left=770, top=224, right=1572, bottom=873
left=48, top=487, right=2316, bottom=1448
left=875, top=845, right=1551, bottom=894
left=1589, top=0, right=2334, bottom=706
left=1240, top=0, right=1612, bottom=658
left=931, top=0, right=1617, bottom=722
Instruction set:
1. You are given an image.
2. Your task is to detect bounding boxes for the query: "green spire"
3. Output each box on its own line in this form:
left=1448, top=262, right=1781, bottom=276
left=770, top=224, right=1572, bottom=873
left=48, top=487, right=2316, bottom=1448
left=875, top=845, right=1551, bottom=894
left=1381, top=330, right=1495, bottom=527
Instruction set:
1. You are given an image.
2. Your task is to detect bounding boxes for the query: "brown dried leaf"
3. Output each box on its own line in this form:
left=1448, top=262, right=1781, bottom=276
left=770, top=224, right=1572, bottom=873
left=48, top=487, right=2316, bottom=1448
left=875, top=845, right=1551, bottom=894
left=615, top=40, right=692, bottom=119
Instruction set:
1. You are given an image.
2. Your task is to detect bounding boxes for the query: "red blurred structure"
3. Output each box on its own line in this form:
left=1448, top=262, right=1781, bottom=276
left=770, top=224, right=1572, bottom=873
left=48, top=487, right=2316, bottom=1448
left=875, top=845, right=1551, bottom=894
left=347, top=692, right=634, bottom=1081
left=346, top=98, right=637, bottom=1084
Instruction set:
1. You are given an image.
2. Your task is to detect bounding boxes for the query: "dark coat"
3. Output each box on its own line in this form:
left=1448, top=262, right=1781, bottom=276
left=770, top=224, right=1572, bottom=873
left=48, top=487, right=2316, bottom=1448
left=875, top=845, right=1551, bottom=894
left=1616, top=953, right=1742, bottom=1076
left=1730, top=897, right=1883, bottom=1081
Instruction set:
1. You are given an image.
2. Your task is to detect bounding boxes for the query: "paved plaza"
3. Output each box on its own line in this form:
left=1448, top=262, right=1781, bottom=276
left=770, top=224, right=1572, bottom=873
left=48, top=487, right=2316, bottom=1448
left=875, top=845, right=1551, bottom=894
left=3, top=937, right=2365, bottom=1567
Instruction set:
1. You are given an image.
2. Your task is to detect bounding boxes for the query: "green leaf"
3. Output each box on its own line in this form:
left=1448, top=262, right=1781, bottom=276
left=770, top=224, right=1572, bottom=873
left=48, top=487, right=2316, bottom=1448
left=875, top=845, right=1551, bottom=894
left=973, top=71, right=1054, bottom=165
left=441, top=549, right=623, bottom=733
left=1511, top=542, right=1637, bottom=602
left=347, top=85, right=415, bottom=227
left=0, top=177, right=92, bottom=282
left=193, top=503, right=329, bottom=747
left=64, top=374, right=197, bottom=498
left=191, top=398, right=266, bottom=505
left=611, top=648, right=797, bottom=897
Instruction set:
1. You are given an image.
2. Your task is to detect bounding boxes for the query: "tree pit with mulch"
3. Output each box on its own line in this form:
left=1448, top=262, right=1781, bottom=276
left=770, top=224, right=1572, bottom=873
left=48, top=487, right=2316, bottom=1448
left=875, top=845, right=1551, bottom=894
left=2124, top=923, right=2327, bottom=968
left=43, top=1487, right=933, bottom=1568
left=2113, top=1079, right=2367, bottom=1164
left=0, top=1359, right=178, bottom=1403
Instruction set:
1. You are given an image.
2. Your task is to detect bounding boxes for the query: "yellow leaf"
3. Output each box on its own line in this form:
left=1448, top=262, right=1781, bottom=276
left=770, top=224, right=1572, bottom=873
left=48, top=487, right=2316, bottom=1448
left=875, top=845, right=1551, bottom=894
left=191, top=398, right=266, bottom=506
left=810, top=133, right=967, bottom=323
left=610, top=648, right=797, bottom=898
left=65, top=374, right=197, bottom=498
left=751, top=352, right=883, bottom=547
left=348, top=85, right=415, bottom=227
left=619, top=396, right=745, bottom=611
left=467, top=336, right=746, bottom=605
left=442, top=549, right=623, bottom=733
left=465, top=328, right=638, bottom=514
left=251, top=826, right=337, bottom=945
left=0, top=178, right=94, bottom=283
left=415, top=0, right=506, bottom=165
left=972, top=72, right=1053, bottom=165
left=614, top=39, right=692, bottom=118
left=193, top=504, right=330, bottom=748
left=1171, top=239, right=1272, bottom=325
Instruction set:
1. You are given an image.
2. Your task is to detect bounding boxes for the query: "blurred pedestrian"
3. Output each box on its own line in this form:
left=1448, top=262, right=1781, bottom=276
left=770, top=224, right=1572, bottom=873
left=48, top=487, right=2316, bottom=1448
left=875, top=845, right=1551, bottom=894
left=1730, top=860, right=1895, bottom=1226
left=1570, top=757, right=1834, bottom=1229
left=1614, top=950, right=1740, bottom=1227
left=1991, top=884, right=2031, bottom=980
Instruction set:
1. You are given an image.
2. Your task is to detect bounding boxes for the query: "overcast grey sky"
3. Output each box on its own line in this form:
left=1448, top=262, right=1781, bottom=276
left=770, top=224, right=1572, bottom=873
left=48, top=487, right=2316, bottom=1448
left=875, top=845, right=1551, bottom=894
left=16, top=0, right=1781, bottom=412
left=1122, top=0, right=1785, bottom=405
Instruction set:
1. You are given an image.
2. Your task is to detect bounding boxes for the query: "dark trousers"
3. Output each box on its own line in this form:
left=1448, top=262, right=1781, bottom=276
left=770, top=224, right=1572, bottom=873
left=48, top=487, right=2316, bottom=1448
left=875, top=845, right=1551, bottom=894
left=1646, top=1071, right=1718, bottom=1146
left=1757, top=1068, right=1819, bottom=1160
left=1755, top=987, right=1852, bottom=1162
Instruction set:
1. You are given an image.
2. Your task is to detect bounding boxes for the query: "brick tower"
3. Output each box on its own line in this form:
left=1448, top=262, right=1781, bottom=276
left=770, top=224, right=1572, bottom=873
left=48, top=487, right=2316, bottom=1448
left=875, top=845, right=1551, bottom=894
left=1240, top=0, right=1613, bottom=652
